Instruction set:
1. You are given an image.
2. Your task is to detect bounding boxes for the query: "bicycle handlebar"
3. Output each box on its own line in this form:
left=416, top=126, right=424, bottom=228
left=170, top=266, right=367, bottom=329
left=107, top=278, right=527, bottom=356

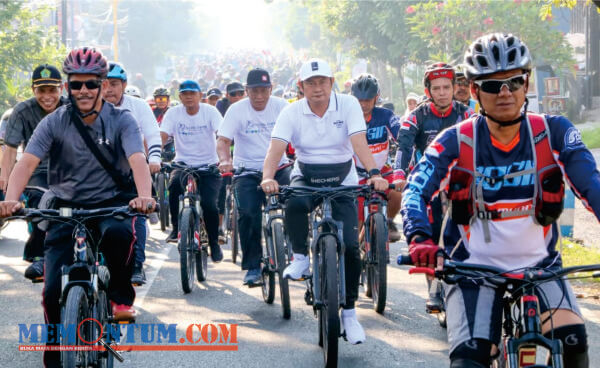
left=8, top=205, right=156, bottom=222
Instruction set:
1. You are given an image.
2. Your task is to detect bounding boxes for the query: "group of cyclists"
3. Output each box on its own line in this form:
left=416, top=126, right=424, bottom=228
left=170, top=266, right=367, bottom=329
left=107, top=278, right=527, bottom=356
left=0, top=31, right=599, bottom=368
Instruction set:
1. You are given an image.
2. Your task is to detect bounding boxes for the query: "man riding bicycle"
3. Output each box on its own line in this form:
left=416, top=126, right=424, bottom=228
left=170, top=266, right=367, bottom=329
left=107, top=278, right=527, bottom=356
left=160, top=80, right=224, bottom=262
left=261, top=59, right=388, bottom=345
left=0, top=47, right=155, bottom=367
left=401, top=33, right=600, bottom=367
left=0, top=64, right=68, bottom=281
left=350, top=74, right=403, bottom=242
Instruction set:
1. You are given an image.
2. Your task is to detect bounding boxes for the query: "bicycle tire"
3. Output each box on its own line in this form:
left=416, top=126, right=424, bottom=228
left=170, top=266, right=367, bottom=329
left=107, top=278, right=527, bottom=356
left=231, top=203, right=239, bottom=264
left=360, top=224, right=372, bottom=299
left=273, top=222, right=291, bottom=319
left=195, top=223, right=208, bottom=282
left=158, top=173, right=168, bottom=231
left=319, top=235, right=339, bottom=368
left=261, top=233, right=276, bottom=304
left=437, top=284, right=447, bottom=328
left=369, top=213, right=387, bottom=314
left=92, top=266, right=112, bottom=367
left=179, top=208, right=195, bottom=293
left=61, top=286, right=89, bottom=368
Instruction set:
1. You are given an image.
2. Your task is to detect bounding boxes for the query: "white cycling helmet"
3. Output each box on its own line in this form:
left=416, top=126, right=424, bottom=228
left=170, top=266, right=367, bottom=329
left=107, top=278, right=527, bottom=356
left=124, top=85, right=142, bottom=98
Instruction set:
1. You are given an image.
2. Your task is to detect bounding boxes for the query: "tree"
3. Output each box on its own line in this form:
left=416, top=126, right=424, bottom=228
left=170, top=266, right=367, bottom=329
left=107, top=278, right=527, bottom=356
left=0, top=1, right=66, bottom=111
left=406, top=0, right=575, bottom=73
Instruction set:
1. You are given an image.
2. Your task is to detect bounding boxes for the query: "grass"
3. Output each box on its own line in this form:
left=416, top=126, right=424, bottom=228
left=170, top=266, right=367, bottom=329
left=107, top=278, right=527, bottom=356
left=560, top=239, right=600, bottom=291
left=581, top=127, right=600, bottom=149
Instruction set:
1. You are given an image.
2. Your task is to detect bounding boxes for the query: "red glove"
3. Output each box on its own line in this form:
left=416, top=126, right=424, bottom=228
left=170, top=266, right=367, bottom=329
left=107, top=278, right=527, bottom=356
left=408, top=237, right=439, bottom=267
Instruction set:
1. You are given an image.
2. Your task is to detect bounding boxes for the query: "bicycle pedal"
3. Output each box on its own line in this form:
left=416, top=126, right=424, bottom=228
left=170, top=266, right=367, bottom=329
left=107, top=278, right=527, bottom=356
left=31, top=277, right=44, bottom=284
left=99, top=339, right=124, bottom=363
left=246, top=282, right=264, bottom=288
left=426, top=307, right=442, bottom=314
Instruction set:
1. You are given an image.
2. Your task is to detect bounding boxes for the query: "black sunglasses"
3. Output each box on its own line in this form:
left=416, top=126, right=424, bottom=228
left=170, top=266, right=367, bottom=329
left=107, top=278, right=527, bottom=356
left=69, top=79, right=102, bottom=91
left=229, top=91, right=244, bottom=97
left=473, top=74, right=527, bottom=94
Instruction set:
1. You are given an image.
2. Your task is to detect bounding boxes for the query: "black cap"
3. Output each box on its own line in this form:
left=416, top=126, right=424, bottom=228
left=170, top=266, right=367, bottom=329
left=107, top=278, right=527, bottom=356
left=226, top=81, right=244, bottom=94
left=246, top=68, right=271, bottom=88
left=32, top=64, right=62, bottom=87
left=207, top=87, right=222, bottom=98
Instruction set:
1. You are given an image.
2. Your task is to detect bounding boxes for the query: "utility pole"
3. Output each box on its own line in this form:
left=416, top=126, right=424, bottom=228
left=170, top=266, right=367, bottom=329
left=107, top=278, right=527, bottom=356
left=112, top=0, right=119, bottom=61
left=61, top=0, right=67, bottom=46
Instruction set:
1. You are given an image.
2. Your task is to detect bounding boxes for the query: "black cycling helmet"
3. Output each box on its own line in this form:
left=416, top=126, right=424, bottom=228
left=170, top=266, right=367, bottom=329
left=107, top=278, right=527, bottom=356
left=464, top=33, right=532, bottom=80
left=351, top=74, right=379, bottom=100
left=153, top=87, right=169, bottom=97
left=423, top=62, right=455, bottom=89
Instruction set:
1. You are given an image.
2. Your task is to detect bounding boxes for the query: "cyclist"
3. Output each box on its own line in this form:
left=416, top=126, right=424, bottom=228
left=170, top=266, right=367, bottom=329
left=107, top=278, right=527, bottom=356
left=103, top=61, right=162, bottom=285
left=160, top=80, right=224, bottom=262
left=402, top=33, right=600, bottom=368
left=217, top=68, right=291, bottom=285
left=350, top=74, right=403, bottom=242
left=0, top=47, right=155, bottom=367
left=395, top=62, right=474, bottom=312
left=404, top=92, right=420, bottom=116
left=206, top=87, right=222, bottom=107
left=216, top=81, right=245, bottom=116
left=0, top=64, right=67, bottom=281
left=152, top=87, right=170, bottom=124
left=261, top=58, right=388, bottom=344
left=454, top=65, right=479, bottom=112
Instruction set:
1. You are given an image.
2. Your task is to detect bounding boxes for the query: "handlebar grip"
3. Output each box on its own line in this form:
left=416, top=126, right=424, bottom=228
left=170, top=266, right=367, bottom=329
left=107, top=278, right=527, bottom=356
left=221, top=172, right=234, bottom=178
left=397, top=254, right=413, bottom=265
left=388, top=183, right=396, bottom=190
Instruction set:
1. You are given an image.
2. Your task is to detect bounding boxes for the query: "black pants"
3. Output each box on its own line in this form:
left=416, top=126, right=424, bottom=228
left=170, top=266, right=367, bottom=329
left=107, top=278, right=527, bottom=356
left=42, top=214, right=136, bottom=367
left=284, top=177, right=360, bottom=308
left=218, top=175, right=231, bottom=215
left=232, top=167, right=291, bottom=271
left=169, top=169, right=222, bottom=248
left=23, top=188, right=46, bottom=261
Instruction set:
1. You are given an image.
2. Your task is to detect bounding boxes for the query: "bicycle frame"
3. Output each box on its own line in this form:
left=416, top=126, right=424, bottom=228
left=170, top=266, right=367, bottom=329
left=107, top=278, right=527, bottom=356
left=362, top=191, right=389, bottom=263
left=263, top=194, right=286, bottom=272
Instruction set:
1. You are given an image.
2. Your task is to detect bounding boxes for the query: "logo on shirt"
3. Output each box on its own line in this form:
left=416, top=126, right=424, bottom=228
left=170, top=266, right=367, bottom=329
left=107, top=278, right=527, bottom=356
left=564, top=127, right=583, bottom=149
left=424, top=141, right=445, bottom=158
left=332, top=120, right=344, bottom=128
left=177, top=123, right=207, bottom=136
left=245, top=121, right=275, bottom=134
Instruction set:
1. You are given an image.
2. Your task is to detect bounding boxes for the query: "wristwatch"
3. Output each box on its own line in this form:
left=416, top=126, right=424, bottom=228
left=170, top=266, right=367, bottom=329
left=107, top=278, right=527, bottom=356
left=367, top=168, right=381, bottom=178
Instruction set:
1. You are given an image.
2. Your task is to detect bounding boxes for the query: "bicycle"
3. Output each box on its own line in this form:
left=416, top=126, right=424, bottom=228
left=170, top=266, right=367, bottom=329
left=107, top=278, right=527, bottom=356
left=221, top=172, right=239, bottom=264
left=279, top=184, right=371, bottom=368
left=359, top=186, right=391, bottom=314
left=6, top=206, right=149, bottom=368
left=163, top=162, right=219, bottom=293
left=153, top=169, right=170, bottom=232
left=398, top=254, right=600, bottom=367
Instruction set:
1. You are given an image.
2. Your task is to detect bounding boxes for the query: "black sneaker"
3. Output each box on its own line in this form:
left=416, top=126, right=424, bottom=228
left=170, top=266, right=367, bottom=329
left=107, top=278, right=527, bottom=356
left=210, top=244, right=223, bottom=263
left=426, top=292, right=444, bottom=314
left=131, top=264, right=146, bottom=286
left=24, top=258, right=44, bottom=282
left=387, top=220, right=402, bottom=242
left=166, top=229, right=178, bottom=243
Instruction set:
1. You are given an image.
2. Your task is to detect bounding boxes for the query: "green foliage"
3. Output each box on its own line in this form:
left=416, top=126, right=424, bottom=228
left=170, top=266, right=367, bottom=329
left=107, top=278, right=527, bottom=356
left=581, top=126, right=600, bottom=149
left=539, top=0, right=600, bottom=19
left=406, top=0, right=576, bottom=73
left=0, top=1, right=66, bottom=112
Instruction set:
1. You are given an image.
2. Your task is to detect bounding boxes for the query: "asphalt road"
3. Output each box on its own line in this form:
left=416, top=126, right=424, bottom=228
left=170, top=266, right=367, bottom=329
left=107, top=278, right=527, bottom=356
left=1, top=220, right=600, bottom=368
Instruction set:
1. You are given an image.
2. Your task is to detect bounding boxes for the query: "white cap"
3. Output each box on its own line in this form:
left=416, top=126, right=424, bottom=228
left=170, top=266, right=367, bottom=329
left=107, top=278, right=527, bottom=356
left=406, top=92, right=420, bottom=102
left=299, top=58, right=333, bottom=81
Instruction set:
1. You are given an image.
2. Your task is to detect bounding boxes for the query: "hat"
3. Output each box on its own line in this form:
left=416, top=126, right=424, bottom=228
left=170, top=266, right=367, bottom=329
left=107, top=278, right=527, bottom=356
left=406, top=92, right=420, bottom=103
left=32, top=64, right=62, bottom=87
left=207, top=87, right=222, bottom=98
left=179, top=80, right=201, bottom=92
left=226, top=82, right=244, bottom=94
left=246, top=68, right=271, bottom=88
left=299, top=58, right=333, bottom=81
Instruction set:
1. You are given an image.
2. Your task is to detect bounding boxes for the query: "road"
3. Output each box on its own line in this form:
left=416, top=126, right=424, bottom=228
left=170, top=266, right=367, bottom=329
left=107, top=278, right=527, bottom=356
left=1, top=220, right=600, bottom=367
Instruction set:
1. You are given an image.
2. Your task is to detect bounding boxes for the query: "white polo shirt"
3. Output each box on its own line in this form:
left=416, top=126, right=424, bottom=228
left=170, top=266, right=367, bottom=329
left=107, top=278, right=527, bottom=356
left=218, top=96, right=289, bottom=171
left=160, top=103, right=222, bottom=166
left=271, top=92, right=366, bottom=185
left=118, top=94, right=161, bottom=163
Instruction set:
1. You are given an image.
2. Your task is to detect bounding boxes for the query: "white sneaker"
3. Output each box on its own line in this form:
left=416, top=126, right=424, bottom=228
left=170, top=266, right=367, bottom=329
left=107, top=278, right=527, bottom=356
left=341, top=308, right=366, bottom=344
left=282, top=253, right=310, bottom=280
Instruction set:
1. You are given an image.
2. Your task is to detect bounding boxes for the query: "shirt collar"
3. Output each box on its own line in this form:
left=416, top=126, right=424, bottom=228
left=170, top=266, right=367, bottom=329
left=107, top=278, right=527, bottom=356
left=302, top=91, right=338, bottom=116
left=429, top=101, right=454, bottom=118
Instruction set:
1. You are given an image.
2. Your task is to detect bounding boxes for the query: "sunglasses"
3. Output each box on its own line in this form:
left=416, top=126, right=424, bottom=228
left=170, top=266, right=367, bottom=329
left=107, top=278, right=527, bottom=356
left=473, top=74, right=527, bottom=94
left=455, top=80, right=469, bottom=87
left=155, top=96, right=169, bottom=102
left=229, top=91, right=244, bottom=97
left=69, top=79, right=102, bottom=90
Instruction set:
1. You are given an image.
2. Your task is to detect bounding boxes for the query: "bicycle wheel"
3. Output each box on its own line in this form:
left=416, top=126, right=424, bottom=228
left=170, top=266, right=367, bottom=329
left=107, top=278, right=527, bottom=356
left=273, top=222, right=291, bottom=319
left=231, top=203, right=239, bottom=264
left=61, top=286, right=89, bottom=368
left=158, top=173, right=168, bottom=231
left=437, top=284, right=447, bottom=328
left=318, top=235, right=339, bottom=368
left=179, top=208, right=195, bottom=293
left=195, top=223, right=208, bottom=282
left=223, top=188, right=232, bottom=244
left=92, top=267, right=113, bottom=367
left=368, top=213, right=387, bottom=314
left=359, top=224, right=372, bottom=299
left=261, top=233, right=276, bottom=304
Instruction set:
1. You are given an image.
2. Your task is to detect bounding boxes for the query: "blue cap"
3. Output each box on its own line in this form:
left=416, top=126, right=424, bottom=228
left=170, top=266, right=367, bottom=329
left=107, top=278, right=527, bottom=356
left=179, top=80, right=201, bottom=92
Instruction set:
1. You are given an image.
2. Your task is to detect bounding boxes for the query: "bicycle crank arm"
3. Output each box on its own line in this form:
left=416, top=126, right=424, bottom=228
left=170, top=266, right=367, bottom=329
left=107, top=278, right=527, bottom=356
left=99, top=338, right=124, bottom=362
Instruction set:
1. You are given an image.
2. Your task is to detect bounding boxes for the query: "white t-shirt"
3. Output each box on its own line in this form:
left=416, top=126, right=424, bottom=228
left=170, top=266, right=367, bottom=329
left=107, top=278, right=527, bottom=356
left=218, top=97, right=289, bottom=171
left=271, top=92, right=366, bottom=185
left=160, top=104, right=222, bottom=165
left=118, top=94, right=162, bottom=163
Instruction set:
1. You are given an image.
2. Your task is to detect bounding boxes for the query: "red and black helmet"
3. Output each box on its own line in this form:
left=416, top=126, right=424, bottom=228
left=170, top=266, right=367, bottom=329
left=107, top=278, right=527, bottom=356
left=62, top=47, right=108, bottom=78
left=423, top=62, right=455, bottom=88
